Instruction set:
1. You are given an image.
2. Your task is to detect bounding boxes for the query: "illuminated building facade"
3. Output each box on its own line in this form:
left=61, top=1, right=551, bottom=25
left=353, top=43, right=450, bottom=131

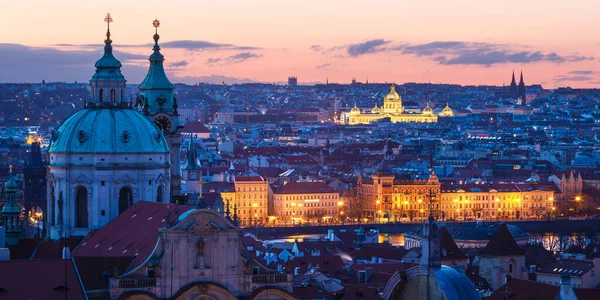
left=341, top=85, right=453, bottom=125
left=272, top=182, right=340, bottom=225
left=357, top=174, right=556, bottom=222
left=222, top=176, right=269, bottom=226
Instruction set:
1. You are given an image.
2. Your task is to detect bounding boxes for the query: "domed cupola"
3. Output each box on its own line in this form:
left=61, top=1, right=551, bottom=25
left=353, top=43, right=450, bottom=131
left=439, top=103, right=454, bottom=117
left=89, top=13, right=127, bottom=107
left=139, top=19, right=176, bottom=115
left=384, top=85, right=401, bottom=102
left=422, top=104, right=434, bottom=115
left=46, top=14, right=172, bottom=240
left=350, top=104, right=361, bottom=115
left=371, top=104, right=380, bottom=114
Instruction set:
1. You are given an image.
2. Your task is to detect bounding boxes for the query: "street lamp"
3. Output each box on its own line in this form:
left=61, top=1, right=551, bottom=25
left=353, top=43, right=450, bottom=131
left=574, top=196, right=582, bottom=216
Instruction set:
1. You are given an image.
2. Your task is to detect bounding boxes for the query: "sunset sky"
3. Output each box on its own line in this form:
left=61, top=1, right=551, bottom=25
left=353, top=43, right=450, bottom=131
left=1, top=0, right=599, bottom=87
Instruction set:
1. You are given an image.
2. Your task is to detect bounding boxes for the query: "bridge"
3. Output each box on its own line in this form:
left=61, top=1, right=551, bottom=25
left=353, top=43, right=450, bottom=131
left=247, top=219, right=600, bottom=241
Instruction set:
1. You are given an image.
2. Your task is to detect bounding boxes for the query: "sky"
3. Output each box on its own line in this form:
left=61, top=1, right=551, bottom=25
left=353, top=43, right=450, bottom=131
left=1, top=0, right=599, bottom=87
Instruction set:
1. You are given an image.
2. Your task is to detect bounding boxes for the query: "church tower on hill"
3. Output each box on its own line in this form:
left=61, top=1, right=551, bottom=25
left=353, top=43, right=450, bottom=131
left=139, top=19, right=183, bottom=199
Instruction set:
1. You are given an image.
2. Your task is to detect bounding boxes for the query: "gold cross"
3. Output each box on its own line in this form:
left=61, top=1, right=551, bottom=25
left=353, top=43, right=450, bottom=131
left=153, top=19, right=160, bottom=34
left=105, top=13, right=113, bottom=28
left=9, top=164, right=13, bottom=173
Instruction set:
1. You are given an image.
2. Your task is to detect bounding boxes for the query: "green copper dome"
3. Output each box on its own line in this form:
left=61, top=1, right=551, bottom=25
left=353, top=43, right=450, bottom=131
left=49, top=108, right=169, bottom=154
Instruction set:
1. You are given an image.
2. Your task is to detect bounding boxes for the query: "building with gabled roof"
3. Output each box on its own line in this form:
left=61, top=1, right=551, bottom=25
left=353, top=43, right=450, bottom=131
left=474, top=223, right=527, bottom=291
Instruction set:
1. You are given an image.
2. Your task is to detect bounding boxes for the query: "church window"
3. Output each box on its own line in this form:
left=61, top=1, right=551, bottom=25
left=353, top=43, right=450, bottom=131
left=101, top=181, right=105, bottom=186
left=110, top=89, right=116, bottom=102
left=75, top=186, right=89, bottom=228
left=149, top=180, right=152, bottom=186
left=119, top=186, right=133, bottom=214
left=99, top=89, right=104, bottom=102
left=509, top=264, right=513, bottom=273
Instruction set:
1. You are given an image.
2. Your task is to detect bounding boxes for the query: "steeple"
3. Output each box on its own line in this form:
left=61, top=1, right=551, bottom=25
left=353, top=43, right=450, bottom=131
left=183, top=136, right=200, bottom=170
left=2, top=165, right=22, bottom=246
left=90, top=13, right=127, bottom=106
left=509, top=70, right=517, bottom=93
left=139, top=18, right=175, bottom=114
left=518, top=70, right=524, bottom=86
left=420, top=214, right=441, bottom=268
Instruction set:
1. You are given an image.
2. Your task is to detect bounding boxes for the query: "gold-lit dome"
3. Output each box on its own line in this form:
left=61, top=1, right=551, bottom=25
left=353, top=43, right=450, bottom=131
left=384, top=85, right=401, bottom=102
left=350, top=104, right=361, bottom=115
left=422, top=104, right=434, bottom=115
left=371, top=104, right=380, bottom=114
left=439, top=103, right=454, bottom=117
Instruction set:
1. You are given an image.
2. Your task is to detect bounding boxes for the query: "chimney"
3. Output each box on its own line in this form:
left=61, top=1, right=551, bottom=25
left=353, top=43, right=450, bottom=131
left=256, top=250, right=261, bottom=257
left=365, top=267, right=373, bottom=283
left=62, top=246, right=71, bottom=260
left=559, top=275, right=577, bottom=300
left=277, top=264, right=283, bottom=272
left=328, top=229, right=334, bottom=241
left=294, top=267, right=300, bottom=276
left=378, top=257, right=383, bottom=264
left=371, top=256, right=377, bottom=263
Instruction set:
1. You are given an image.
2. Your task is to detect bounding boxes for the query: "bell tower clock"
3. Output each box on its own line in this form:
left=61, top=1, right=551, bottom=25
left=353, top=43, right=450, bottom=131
left=139, top=19, right=182, bottom=198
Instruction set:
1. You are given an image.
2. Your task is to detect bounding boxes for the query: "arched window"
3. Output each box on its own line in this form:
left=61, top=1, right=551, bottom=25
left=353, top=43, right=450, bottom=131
left=157, top=185, right=164, bottom=203
left=119, top=186, right=133, bottom=214
left=99, top=89, right=104, bottom=102
left=110, top=89, right=116, bottom=102
left=509, top=263, right=513, bottom=273
left=75, top=187, right=88, bottom=228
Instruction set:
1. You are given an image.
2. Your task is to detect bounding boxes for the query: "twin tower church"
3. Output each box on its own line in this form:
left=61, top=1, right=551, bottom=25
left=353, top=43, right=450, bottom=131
left=46, top=15, right=183, bottom=239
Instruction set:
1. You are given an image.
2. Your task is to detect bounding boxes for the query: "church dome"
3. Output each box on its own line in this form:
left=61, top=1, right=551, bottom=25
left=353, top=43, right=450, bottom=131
left=49, top=108, right=169, bottom=154
left=422, top=104, right=434, bottom=115
left=350, top=104, right=361, bottom=115
left=4, top=170, right=17, bottom=190
left=384, top=85, right=401, bottom=102
left=371, top=104, right=380, bottom=114
left=439, top=103, right=454, bottom=117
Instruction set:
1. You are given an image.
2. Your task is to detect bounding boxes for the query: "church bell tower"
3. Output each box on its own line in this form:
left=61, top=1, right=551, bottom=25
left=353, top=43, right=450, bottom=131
left=139, top=19, right=183, bottom=199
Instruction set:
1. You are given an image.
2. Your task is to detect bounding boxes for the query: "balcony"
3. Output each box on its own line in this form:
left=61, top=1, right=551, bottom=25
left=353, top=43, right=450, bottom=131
left=117, top=278, right=157, bottom=288
left=251, top=274, right=289, bottom=284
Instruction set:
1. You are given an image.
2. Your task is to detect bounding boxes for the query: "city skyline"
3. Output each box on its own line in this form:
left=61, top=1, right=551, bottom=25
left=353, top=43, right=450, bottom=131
left=1, top=0, right=599, bottom=87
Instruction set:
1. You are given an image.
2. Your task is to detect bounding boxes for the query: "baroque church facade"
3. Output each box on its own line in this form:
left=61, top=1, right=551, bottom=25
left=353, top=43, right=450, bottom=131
left=46, top=16, right=180, bottom=239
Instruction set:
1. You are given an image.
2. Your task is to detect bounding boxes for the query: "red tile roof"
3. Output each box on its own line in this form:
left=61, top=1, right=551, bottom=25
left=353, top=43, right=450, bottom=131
left=439, top=227, right=467, bottom=259
left=180, top=121, right=210, bottom=134
left=536, top=259, right=594, bottom=276
left=0, top=259, right=86, bottom=299
left=274, top=182, right=338, bottom=194
left=235, top=176, right=265, bottom=182
left=72, top=201, right=193, bottom=274
left=478, top=223, right=525, bottom=256
left=73, top=256, right=135, bottom=290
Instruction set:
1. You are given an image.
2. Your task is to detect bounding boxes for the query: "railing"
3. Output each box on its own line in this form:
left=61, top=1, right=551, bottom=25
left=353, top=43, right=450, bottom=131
left=251, top=274, right=288, bottom=284
left=118, top=278, right=157, bottom=288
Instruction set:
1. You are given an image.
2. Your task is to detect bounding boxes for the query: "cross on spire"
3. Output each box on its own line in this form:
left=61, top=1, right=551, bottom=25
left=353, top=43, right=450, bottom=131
left=8, top=164, right=13, bottom=174
left=153, top=19, right=160, bottom=34
left=104, top=13, right=113, bottom=29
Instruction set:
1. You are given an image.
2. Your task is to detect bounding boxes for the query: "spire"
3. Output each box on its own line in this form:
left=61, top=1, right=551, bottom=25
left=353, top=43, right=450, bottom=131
left=94, top=13, right=123, bottom=70
left=510, top=71, right=516, bottom=86
left=91, top=13, right=126, bottom=105
left=519, top=70, right=524, bottom=85
left=139, top=19, right=174, bottom=91
left=183, top=136, right=200, bottom=169
left=2, top=165, right=22, bottom=246
left=420, top=214, right=441, bottom=268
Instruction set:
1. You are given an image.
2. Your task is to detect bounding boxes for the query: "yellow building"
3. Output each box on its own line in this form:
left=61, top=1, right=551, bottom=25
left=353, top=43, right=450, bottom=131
left=222, top=176, right=269, bottom=226
left=357, top=172, right=441, bottom=222
left=341, top=85, right=453, bottom=124
left=273, top=182, right=340, bottom=225
left=357, top=174, right=556, bottom=222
